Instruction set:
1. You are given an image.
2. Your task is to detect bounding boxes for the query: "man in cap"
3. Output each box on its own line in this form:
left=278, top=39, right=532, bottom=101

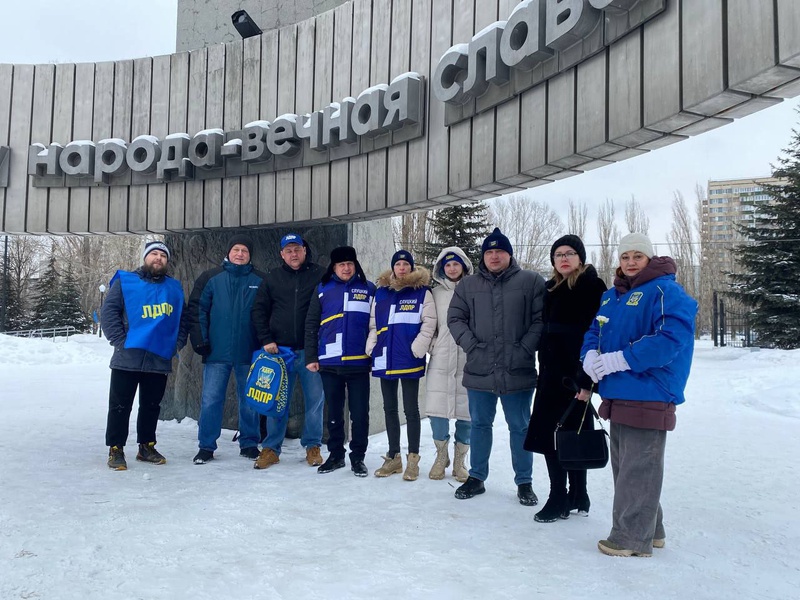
left=447, top=227, right=546, bottom=504
left=188, top=234, right=267, bottom=464
left=103, top=240, right=189, bottom=470
left=251, top=233, right=326, bottom=470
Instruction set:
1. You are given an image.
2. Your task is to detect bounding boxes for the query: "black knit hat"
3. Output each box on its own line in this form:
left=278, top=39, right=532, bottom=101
left=391, top=250, right=415, bottom=270
left=550, top=234, right=586, bottom=265
left=481, top=228, right=513, bottom=256
left=227, top=234, right=254, bottom=261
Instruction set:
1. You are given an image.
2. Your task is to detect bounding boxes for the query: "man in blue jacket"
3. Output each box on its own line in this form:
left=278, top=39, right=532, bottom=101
left=189, top=234, right=267, bottom=464
left=103, top=240, right=189, bottom=470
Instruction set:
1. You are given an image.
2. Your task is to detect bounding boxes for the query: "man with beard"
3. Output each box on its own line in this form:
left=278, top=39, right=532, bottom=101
left=103, top=240, right=189, bottom=471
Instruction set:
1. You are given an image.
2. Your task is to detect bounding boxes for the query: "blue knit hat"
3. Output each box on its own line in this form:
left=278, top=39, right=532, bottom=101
left=441, top=251, right=466, bottom=270
left=481, top=228, right=513, bottom=256
left=391, top=250, right=415, bottom=270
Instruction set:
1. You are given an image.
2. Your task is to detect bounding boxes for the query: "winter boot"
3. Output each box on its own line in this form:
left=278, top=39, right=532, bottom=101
left=306, top=446, right=323, bottom=466
left=240, top=446, right=260, bottom=460
left=374, top=454, right=403, bottom=477
left=597, top=539, right=652, bottom=558
left=534, top=490, right=569, bottom=523
left=193, top=449, right=214, bottom=464
left=452, top=442, right=469, bottom=483
left=254, top=448, right=280, bottom=470
left=317, top=454, right=345, bottom=474
left=428, top=440, right=450, bottom=480
left=403, top=453, right=421, bottom=481
left=455, top=476, right=485, bottom=499
left=568, top=470, right=590, bottom=515
left=517, top=483, right=539, bottom=506
left=107, top=446, right=127, bottom=471
left=653, top=538, right=666, bottom=549
left=136, top=442, right=166, bottom=465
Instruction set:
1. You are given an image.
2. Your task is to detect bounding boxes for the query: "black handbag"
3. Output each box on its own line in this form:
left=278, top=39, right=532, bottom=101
left=554, top=397, right=609, bottom=470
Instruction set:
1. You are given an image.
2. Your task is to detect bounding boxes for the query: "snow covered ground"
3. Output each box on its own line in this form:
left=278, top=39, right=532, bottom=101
left=1, top=334, right=798, bottom=600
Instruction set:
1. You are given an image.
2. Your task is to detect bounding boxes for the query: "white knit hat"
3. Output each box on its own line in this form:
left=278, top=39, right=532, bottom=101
left=618, top=233, right=653, bottom=258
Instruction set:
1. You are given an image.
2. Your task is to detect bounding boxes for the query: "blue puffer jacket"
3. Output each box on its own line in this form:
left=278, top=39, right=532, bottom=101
left=580, top=258, right=697, bottom=405
left=188, top=260, right=267, bottom=365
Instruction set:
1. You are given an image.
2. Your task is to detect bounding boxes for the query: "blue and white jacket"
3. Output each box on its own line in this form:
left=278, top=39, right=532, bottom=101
left=366, top=268, right=436, bottom=380
left=305, top=275, right=376, bottom=369
left=580, top=258, right=698, bottom=405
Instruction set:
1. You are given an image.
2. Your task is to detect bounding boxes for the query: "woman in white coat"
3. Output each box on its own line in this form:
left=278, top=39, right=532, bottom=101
left=425, top=247, right=474, bottom=481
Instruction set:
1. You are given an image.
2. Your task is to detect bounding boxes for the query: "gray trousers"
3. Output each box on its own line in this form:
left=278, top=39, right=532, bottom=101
left=608, top=422, right=667, bottom=555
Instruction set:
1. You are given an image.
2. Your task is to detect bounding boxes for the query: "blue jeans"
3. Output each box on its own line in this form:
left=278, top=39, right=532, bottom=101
left=263, top=349, right=325, bottom=454
left=467, top=388, right=533, bottom=486
left=429, top=416, right=471, bottom=445
left=198, top=362, right=260, bottom=451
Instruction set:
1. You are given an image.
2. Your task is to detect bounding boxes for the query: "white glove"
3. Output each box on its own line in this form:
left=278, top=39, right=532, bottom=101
left=582, top=349, right=600, bottom=383
left=594, top=351, right=631, bottom=380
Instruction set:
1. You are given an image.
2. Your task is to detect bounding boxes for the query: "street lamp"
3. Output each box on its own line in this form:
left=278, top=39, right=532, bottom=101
left=98, top=284, right=106, bottom=337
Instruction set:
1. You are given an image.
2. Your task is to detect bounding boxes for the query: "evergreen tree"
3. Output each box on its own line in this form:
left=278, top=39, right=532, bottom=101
left=427, top=202, right=491, bottom=267
left=57, top=262, right=91, bottom=331
left=729, top=122, right=800, bottom=349
left=2, top=273, right=31, bottom=331
left=31, top=252, right=62, bottom=330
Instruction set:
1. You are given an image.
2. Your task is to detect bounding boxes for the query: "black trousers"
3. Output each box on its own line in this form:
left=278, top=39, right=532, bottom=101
left=544, top=452, right=588, bottom=501
left=320, top=370, right=371, bottom=463
left=105, top=369, right=168, bottom=448
left=380, top=377, right=421, bottom=456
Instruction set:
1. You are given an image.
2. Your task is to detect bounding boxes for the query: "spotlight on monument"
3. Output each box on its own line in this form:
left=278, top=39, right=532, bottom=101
left=231, top=10, right=262, bottom=39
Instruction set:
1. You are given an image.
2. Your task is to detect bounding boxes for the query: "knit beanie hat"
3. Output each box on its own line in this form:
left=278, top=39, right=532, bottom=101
left=550, top=234, right=586, bottom=265
left=441, top=251, right=467, bottom=270
left=618, top=232, right=654, bottom=259
left=142, top=241, right=170, bottom=262
left=227, top=234, right=254, bottom=260
left=330, top=245, right=357, bottom=264
left=481, top=227, right=513, bottom=256
left=391, top=250, right=415, bottom=270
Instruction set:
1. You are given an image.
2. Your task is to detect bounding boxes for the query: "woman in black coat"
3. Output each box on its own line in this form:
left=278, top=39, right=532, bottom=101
left=524, top=235, right=607, bottom=523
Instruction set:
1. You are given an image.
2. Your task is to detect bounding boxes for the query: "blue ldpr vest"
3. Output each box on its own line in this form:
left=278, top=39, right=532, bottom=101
left=372, top=285, right=428, bottom=379
left=317, top=277, right=376, bottom=367
left=113, top=270, right=184, bottom=359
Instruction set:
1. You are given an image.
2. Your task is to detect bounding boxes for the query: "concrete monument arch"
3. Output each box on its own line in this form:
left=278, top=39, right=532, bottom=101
left=2, top=0, right=800, bottom=236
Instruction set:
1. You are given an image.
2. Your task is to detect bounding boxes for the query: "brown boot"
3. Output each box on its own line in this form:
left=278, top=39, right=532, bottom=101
left=453, top=442, right=469, bottom=482
left=374, top=454, right=402, bottom=477
left=428, top=440, right=450, bottom=480
left=403, top=453, right=421, bottom=481
left=306, top=446, right=323, bottom=466
left=254, top=448, right=280, bottom=470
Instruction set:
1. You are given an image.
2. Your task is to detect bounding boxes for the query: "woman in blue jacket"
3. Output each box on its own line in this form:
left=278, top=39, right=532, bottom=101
left=367, top=250, right=436, bottom=481
left=581, top=233, right=697, bottom=558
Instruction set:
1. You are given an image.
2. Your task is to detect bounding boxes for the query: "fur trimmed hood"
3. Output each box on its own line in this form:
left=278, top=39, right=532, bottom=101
left=376, top=266, right=431, bottom=290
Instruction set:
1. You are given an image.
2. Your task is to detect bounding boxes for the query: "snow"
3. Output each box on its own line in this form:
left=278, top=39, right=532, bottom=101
left=244, top=120, right=271, bottom=129
left=193, top=128, right=224, bottom=137
left=390, top=72, right=421, bottom=85
left=97, top=138, right=128, bottom=146
left=1, top=336, right=799, bottom=599
left=164, top=133, right=191, bottom=141
left=131, top=134, right=160, bottom=145
left=473, top=21, right=507, bottom=39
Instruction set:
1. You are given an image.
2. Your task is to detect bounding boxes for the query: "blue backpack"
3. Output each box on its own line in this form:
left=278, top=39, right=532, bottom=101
left=244, top=347, right=296, bottom=418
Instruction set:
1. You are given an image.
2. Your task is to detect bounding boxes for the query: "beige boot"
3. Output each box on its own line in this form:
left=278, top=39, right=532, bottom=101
left=374, top=454, right=403, bottom=477
left=403, top=453, right=421, bottom=481
left=428, top=440, right=451, bottom=480
left=453, top=442, right=469, bottom=482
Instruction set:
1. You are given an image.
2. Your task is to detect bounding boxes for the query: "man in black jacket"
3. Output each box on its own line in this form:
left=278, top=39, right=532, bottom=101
left=251, top=233, right=325, bottom=469
left=102, top=240, right=189, bottom=470
left=447, top=228, right=546, bottom=505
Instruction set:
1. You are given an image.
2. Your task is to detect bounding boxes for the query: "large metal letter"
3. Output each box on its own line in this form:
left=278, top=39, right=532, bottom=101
left=352, top=85, right=389, bottom=137
left=126, top=135, right=161, bottom=174
left=296, top=111, right=324, bottom=150
left=267, top=115, right=302, bottom=157
left=321, top=100, right=356, bottom=147
left=94, top=138, right=129, bottom=184
left=59, top=141, right=95, bottom=177
left=188, top=129, right=224, bottom=169
left=383, top=73, right=423, bottom=130
left=241, top=121, right=272, bottom=163
left=545, top=0, right=602, bottom=51
left=28, top=143, right=63, bottom=177
left=464, top=25, right=509, bottom=98
left=157, top=133, right=194, bottom=181
left=501, top=0, right=554, bottom=70
left=432, top=45, right=469, bottom=104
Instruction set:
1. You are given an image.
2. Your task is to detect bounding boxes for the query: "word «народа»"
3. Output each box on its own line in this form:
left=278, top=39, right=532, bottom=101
left=28, top=72, right=423, bottom=186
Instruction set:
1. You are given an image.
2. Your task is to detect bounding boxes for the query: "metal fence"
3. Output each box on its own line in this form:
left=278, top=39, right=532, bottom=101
left=712, top=292, right=752, bottom=348
left=4, top=326, right=79, bottom=341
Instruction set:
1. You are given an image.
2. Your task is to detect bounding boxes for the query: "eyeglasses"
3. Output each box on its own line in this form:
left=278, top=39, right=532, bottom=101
left=554, top=251, right=578, bottom=260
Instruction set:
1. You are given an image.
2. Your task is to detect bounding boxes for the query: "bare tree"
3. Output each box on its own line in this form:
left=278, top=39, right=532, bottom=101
left=392, top=211, right=435, bottom=266
left=488, top=194, right=563, bottom=273
left=596, top=198, right=620, bottom=285
left=567, top=199, right=588, bottom=239
left=624, top=195, right=650, bottom=235
left=667, top=191, right=698, bottom=303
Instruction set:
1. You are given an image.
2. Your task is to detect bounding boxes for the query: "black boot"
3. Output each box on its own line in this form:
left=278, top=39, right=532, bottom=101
left=567, top=469, right=590, bottom=515
left=517, top=483, right=538, bottom=506
left=534, top=487, right=569, bottom=522
left=455, top=476, right=485, bottom=499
